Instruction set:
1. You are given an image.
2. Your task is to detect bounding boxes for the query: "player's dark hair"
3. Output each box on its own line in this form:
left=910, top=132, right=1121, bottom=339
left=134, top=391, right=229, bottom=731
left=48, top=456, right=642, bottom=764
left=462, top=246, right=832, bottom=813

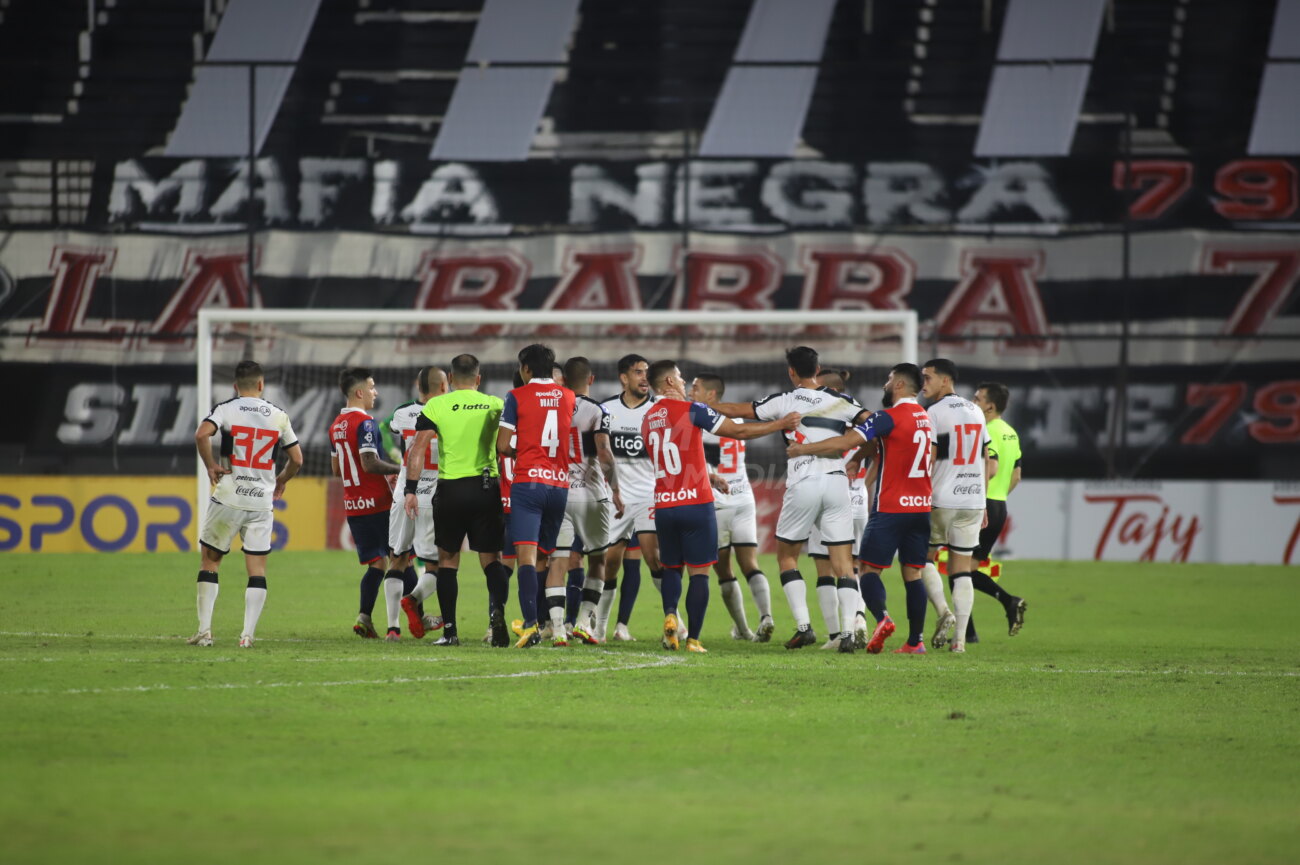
left=449, top=354, right=479, bottom=384
left=234, top=360, right=263, bottom=390
left=693, top=372, right=724, bottom=398
left=512, top=371, right=525, bottom=388
left=816, top=368, right=846, bottom=391
left=786, top=346, right=820, bottom=379
left=923, top=357, right=958, bottom=383
left=339, top=366, right=372, bottom=397
left=647, top=359, right=678, bottom=391
left=417, top=366, right=444, bottom=396
left=977, top=381, right=1010, bottom=414
left=517, top=343, right=556, bottom=379
left=563, top=356, right=592, bottom=385
left=617, top=353, right=648, bottom=375
left=891, top=362, right=922, bottom=394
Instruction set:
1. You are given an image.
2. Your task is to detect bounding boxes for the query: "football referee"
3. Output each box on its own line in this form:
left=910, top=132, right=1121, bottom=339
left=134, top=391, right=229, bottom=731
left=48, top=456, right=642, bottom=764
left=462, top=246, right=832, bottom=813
left=969, top=381, right=1027, bottom=640
left=403, top=353, right=513, bottom=646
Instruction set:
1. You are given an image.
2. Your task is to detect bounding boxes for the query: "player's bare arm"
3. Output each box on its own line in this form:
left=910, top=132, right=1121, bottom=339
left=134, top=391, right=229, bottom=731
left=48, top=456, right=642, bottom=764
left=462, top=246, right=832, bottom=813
left=496, top=425, right=516, bottom=458
left=194, top=420, right=228, bottom=486
left=359, top=450, right=401, bottom=476
left=786, top=428, right=864, bottom=458
left=274, top=442, right=304, bottom=500
left=709, top=470, right=729, bottom=495
left=716, top=412, right=799, bottom=440
left=595, top=431, right=625, bottom=518
left=711, top=401, right=759, bottom=420
left=1010, top=465, right=1022, bottom=494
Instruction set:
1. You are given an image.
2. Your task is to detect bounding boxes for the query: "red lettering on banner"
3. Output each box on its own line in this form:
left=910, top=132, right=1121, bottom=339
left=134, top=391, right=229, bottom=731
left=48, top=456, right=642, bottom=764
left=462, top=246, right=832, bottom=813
left=1086, top=493, right=1201, bottom=563
left=676, top=248, right=781, bottom=336
left=1213, top=160, right=1298, bottom=220
left=1113, top=160, right=1193, bottom=220
left=32, top=247, right=127, bottom=345
left=797, top=247, right=915, bottom=333
left=145, top=250, right=259, bottom=345
left=545, top=248, right=641, bottom=312
left=412, top=251, right=528, bottom=336
left=1250, top=381, right=1300, bottom=444
left=936, top=252, right=1052, bottom=351
left=1202, top=248, right=1300, bottom=336
left=1181, top=382, right=1247, bottom=445
left=1275, top=495, right=1300, bottom=565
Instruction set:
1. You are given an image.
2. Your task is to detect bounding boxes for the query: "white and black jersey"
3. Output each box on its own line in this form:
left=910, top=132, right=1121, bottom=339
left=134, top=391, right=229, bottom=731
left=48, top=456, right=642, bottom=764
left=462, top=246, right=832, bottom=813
left=927, top=393, right=991, bottom=510
left=204, top=396, right=298, bottom=512
left=702, top=428, right=752, bottom=507
left=567, top=395, right=612, bottom=503
left=389, top=400, right=440, bottom=498
left=599, top=392, right=658, bottom=503
left=753, top=386, right=866, bottom=486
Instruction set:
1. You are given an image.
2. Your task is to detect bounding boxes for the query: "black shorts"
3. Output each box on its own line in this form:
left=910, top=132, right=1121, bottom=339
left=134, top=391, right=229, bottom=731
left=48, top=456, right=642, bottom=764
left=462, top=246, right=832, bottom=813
left=972, top=499, right=1008, bottom=562
left=433, top=476, right=504, bottom=554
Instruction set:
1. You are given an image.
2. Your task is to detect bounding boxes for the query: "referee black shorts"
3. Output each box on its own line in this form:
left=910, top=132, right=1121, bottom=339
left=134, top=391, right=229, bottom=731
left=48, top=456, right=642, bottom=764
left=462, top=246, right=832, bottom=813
left=972, top=499, right=1008, bottom=562
left=433, top=476, right=504, bottom=554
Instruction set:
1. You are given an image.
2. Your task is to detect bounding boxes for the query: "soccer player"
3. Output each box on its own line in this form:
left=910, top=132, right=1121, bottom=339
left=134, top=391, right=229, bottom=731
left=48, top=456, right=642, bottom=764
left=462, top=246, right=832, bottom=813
left=189, top=361, right=302, bottom=648
left=498, top=343, right=576, bottom=648
left=788, top=363, right=934, bottom=654
left=971, top=380, right=1027, bottom=636
left=643, top=360, right=798, bottom=652
left=689, top=373, right=776, bottom=642
left=599, top=354, right=662, bottom=642
left=403, top=354, right=511, bottom=647
left=330, top=367, right=403, bottom=639
left=712, top=346, right=869, bottom=650
left=558, top=356, right=624, bottom=644
left=921, top=358, right=995, bottom=654
left=389, top=367, right=449, bottom=640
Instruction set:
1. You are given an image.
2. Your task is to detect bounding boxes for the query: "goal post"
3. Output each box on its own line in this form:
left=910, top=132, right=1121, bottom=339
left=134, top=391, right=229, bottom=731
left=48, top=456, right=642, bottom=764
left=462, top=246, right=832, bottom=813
left=195, top=307, right=918, bottom=528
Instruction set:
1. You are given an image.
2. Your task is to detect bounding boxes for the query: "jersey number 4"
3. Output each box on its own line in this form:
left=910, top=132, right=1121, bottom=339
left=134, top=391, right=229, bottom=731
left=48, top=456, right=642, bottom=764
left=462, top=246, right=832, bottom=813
left=230, top=425, right=279, bottom=471
left=648, top=428, right=683, bottom=477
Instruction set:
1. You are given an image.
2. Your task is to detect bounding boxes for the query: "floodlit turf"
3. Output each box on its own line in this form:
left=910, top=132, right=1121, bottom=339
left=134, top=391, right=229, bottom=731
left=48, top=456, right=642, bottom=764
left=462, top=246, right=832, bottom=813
left=0, top=552, right=1297, bottom=865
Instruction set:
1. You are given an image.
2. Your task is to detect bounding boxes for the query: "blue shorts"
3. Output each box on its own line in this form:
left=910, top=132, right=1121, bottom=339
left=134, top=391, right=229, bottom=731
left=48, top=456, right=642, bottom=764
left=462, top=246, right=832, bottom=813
left=347, top=512, right=390, bottom=566
left=508, top=482, right=569, bottom=555
left=502, top=516, right=518, bottom=561
left=656, top=502, right=719, bottom=569
left=858, top=510, right=930, bottom=571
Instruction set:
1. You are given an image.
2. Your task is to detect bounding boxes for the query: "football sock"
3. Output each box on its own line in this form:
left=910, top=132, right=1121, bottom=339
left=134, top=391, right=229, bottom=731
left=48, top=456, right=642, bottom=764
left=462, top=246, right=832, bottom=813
left=402, top=566, right=418, bottom=596
left=517, top=564, right=539, bottom=627
left=410, top=568, right=437, bottom=603
left=196, top=570, right=218, bottom=633
left=746, top=570, right=773, bottom=619
left=484, top=561, right=510, bottom=609
left=597, top=578, right=617, bottom=632
left=719, top=577, right=750, bottom=634
left=565, top=567, right=584, bottom=624
left=685, top=573, right=709, bottom=639
left=860, top=571, right=888, bottom=623
left=382, top=572, right=404, bottom=629
left=660, top=568, right=683, bottom=614
left=616, top=560, right=642, bottom=626
left=242, top=576, right=267, bottom=638
left=951, top=572, right=974, bottom=645
left=904, top=578, right=927, bottom=646
left=578, top=575, right=604, bottom=624
left=780, top=569, right=810, bottom=629
left=436, top=567, right=458, bottom=632
left=359, top=566, right=384, bottom=616
left=971, top=570, right=1009, bottom=603
left=837, top=577, right=860, bottom=637
left=816, top=576, right=839, bottom=637
left=920, top=562, right=951, bottom=617
left=545, top=587, right=566, bottom=635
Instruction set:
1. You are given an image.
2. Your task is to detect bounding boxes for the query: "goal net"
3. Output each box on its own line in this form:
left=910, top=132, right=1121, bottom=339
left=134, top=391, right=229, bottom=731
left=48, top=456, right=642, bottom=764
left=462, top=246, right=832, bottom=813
left=195, top=309, right=918, bottom=522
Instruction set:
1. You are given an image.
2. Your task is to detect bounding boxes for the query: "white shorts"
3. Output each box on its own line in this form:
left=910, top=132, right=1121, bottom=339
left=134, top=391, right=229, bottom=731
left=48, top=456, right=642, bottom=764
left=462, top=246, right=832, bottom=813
left=388, top=495, right=415, bottom=556
left=412, top=506, right=438, bottom=562
left=200, top=500, right=274, bottom=556
left=775, top=473, right=853, bottom=547
left=808, top=513, right=867, bottom=558
left=608, top=499, right=656, bottom=545
left=929, top=507, right=983, bottom=553
left=715, top=494, right=758, bottom=548
left=557, top=497, right=613, bottom=554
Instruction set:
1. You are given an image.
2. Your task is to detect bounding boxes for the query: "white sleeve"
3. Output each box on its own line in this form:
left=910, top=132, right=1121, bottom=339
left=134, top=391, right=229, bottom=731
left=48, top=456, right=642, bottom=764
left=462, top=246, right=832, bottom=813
left=279, top=411, right=299, bottom=448
left=752, top=391, right=789, bottom=421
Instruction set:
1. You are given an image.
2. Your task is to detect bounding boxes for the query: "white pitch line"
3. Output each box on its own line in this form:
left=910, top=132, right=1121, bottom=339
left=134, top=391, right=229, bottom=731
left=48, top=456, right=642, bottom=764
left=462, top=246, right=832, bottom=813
left=2, top=651, right=685, bottom=697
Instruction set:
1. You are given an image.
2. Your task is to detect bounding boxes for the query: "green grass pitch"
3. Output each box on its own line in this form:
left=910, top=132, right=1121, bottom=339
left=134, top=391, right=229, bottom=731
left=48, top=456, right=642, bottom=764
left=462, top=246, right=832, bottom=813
left=0, top=552, right=1296, bottom=865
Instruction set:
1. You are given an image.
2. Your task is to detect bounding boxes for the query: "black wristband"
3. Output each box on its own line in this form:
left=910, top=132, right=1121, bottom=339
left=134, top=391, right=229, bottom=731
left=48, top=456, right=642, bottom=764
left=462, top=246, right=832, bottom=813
left=404, top=479, right=418, bottom=496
